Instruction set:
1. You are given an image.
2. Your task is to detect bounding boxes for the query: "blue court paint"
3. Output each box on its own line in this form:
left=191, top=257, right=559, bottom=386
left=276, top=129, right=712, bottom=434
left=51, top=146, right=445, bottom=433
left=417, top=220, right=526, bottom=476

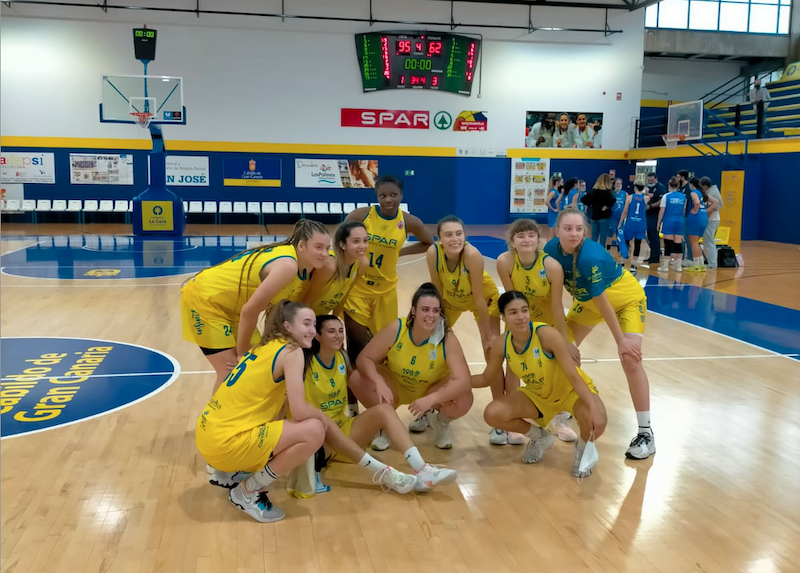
left=0, top=337, right=180, bottom=439
left=0, top=235, right=284, bottom=280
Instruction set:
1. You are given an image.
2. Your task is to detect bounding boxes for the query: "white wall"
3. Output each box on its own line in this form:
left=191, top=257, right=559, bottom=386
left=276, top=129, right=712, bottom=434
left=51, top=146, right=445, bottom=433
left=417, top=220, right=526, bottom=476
left=1, top=1, right=646, bottom=149
left=642, top=57, right=744, bottom=103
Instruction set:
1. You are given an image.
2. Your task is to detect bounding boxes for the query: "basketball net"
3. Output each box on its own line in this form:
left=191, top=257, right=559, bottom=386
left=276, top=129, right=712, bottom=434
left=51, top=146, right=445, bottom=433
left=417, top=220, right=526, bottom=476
left=130, top=111, right=153, bottom=129
left=662, top=134, right=685, bottom=149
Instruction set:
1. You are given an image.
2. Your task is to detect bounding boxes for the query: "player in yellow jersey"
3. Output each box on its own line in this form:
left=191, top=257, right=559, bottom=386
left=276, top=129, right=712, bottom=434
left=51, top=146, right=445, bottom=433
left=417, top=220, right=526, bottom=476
left=349, top=283, right=473, bottom=450
left=426, top=215, right=500, bottom=357
left=473, top=291, right=607, bottom=477
left=196, top=301, right=420, bottom=523
left=304, top=315, right=458, bottom=492
left=181, top=219, right=331, bottom=394
left=343, top=175, right=435, bottom=415
left=303, top=221, right=368, bottom=316
left=495, top=218, right=579, bottom=445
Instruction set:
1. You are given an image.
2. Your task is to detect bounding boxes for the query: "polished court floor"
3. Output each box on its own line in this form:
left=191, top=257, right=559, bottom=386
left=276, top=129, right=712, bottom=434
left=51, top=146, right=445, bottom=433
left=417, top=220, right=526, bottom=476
left=1, top=222, right=799, bottom=573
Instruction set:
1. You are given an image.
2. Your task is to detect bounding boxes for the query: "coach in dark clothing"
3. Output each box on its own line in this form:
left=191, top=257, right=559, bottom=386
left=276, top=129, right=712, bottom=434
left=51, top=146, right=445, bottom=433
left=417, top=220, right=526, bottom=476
left=645, top=172, right=667, bottom=263
left=581, top=173, right=616, bottom=243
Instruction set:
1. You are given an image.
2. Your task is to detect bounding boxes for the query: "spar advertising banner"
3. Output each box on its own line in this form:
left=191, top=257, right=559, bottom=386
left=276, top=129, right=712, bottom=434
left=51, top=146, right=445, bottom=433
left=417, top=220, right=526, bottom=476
left=295, top=159, right=379, bottom=188
left=1, top=152, right=56, bottom=184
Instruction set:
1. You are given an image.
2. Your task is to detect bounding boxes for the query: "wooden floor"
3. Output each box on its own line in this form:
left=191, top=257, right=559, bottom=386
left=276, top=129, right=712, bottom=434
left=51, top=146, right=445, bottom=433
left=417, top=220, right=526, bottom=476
left=2, top=223, right=799, bottom=573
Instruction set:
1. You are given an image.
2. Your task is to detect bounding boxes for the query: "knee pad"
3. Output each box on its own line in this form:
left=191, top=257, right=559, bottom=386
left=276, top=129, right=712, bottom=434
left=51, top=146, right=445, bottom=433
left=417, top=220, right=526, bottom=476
left=663, top=239, right=673, bottom=255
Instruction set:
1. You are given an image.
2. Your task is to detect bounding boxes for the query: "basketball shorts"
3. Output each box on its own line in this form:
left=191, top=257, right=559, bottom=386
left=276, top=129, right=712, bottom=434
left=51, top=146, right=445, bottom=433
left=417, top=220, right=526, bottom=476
left=624, top=225, right=647, bottom=242
left=444, top=294, right=500, bottom=327
left=518, top=371, right=597, bottom=428
left=344, top=290, right=399, bottom=334
left=198, top=420, right=284, bottom=474
left=686, top=215, right=708, bottom=237
left=661, top=218, right=683, bottom=236
left=566, top=271, right=647, bottom=335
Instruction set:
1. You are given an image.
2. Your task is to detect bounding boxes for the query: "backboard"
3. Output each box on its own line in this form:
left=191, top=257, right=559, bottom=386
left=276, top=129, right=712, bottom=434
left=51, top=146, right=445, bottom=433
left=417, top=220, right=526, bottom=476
left=100, top=75, right=185, bottom=125
left=667, top=100, right=703, bottom=141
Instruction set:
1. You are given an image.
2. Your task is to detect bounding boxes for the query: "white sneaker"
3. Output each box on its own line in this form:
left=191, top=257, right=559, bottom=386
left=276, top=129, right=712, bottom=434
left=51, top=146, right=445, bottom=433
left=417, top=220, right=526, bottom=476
left=489, top=428, right=508, bottom=445
left=373, top=466, right=417, bottom=494
left=414, top=463, right=458, bottom=492
left=370, top=430, right=390, bottom=451
left=228, top=486, right=286, bottom=523
left=658, top=261, right=669, bottom=273
left=572, top=442, right=591, bottom=478
left=625, top=430, right=656, bottom=460
left=429, top=414, right=454, bottom=449
left=208, top=467, right=251, bottom=489
left=548, top=412, right=578, bottom=442
left=521, top=431, right=555, bottom=464
left=507, top=432, right=526, bottom=445
left=409, top=410, right=431, bottom=433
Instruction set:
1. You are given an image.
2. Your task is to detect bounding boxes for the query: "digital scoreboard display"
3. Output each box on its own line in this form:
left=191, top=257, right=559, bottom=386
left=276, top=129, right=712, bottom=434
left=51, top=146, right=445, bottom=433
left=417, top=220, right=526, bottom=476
left=355, top=32, right=480, bottom=96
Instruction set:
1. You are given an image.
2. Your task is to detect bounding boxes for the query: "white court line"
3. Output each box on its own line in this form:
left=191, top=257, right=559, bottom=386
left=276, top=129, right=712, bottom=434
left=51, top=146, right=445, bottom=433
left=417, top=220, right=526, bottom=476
left=466, top=353, right=798, bottom=367
left=397, top=256, right=426, bottom=266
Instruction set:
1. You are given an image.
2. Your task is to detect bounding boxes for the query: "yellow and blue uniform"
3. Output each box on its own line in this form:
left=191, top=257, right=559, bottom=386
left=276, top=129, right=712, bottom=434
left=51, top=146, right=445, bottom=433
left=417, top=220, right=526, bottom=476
left=386, top=318, right=450, bottom=405
left=543, top=237, right=646, bottom=334
left=345, top=206, right=406, bottom=333
left=181, top=244, right=310, bottom=349
left=505, top=322, right=597, bottom=427
left=509, top=251, right=560, bottom=327
left=309, top=257, right=360, bottom=316
left=304, top=350, right=353, bottom=435
left=195, top=339, right=289, bottom=472
left=435, top=243, right=499, bottom=326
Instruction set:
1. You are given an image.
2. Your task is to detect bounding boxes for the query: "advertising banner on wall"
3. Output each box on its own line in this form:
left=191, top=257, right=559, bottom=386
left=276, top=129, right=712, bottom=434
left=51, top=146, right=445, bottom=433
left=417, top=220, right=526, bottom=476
left=510, top=158, right=550, bottom=214
left=524, top=111, right=603, bottom=149
left=1, top=152, right=56, bottom=184
left=454, top=111, right=488, bottom=131
left=70, top=154, right=134, bottom=185
left=295, top=159, right=379, bottom=188
left=342, top=108, right=430, bottom=129
left=223, top=157, right=281, bottom=187
left=166, top=156, right=209, bottom=186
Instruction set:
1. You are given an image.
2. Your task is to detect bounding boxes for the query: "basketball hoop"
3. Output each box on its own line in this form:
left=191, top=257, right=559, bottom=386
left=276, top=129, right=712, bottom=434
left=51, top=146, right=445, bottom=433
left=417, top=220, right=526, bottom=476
left=662, top=134, right=685, bottom=149
left=130, top=111, right=153, bottom=129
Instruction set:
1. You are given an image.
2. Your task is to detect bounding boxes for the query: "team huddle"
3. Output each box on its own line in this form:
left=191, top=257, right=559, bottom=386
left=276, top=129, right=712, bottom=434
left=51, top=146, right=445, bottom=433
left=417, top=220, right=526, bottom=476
left=181, top=175, right=656, bottom=524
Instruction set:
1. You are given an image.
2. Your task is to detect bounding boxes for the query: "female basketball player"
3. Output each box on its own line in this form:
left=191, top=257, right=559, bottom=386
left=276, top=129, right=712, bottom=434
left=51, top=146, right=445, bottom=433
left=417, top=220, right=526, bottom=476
left=686, top=177, right=716, bottom=272
left=181, top=219, right=330, bottom=394
left=348, top=283, right=473, bottom=451
left=426, top=215, right=500, bottom=357
left=618, top=183, right=649, bottom=273
left=495, top=218, right=578, bottom=445
left=302, top=221, right=368, bottom=316
left=546, top=175, right=563, bottom=237
left=543, top=207, right=655, bottom=460
left=607, top=178, right=626, bottom=254
left=657, top=177, right=687, bottom=273
left=474, top=291, right=607, bottom=477
left=195, top=301, right=419, bottom=523
left=305, top=315, right=458, bottom=492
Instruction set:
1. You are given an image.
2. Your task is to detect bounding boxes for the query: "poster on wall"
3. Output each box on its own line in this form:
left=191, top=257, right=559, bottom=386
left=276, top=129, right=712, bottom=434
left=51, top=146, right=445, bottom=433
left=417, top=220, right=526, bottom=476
left=223, top=157, right=281, bottom=187
left=295, top=159, right=379, bottom=188
left=1, top=152, right=56, bottom=184
left=147, top=155, right=210, bottom=186
left=524, top=111, right=603, bottom=149
left=510, top=158, right=550, bottom=214
left=70, top=154, right=134, bottom=185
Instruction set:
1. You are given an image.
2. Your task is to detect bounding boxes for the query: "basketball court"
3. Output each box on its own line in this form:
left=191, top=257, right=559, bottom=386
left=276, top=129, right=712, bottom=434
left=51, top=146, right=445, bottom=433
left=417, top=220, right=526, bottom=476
left=1, top=222, right=799, bottom=573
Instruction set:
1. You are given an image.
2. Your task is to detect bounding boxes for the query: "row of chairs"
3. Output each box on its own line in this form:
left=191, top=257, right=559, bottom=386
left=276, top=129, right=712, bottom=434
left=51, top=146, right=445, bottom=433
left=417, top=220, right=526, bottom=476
left=1, top=199, right=408, bottom=225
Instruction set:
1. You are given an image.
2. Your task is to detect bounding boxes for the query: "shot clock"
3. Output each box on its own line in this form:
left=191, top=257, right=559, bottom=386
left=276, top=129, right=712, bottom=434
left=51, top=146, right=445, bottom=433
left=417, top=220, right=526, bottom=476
left=355, top=32, right=480, bottom=96
left=133, top=28, right=157, bottom=63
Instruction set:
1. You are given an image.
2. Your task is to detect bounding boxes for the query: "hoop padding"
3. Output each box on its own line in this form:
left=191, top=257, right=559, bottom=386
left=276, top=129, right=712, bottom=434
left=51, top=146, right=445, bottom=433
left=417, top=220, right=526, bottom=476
left=662, top=134, right=685, bottom=149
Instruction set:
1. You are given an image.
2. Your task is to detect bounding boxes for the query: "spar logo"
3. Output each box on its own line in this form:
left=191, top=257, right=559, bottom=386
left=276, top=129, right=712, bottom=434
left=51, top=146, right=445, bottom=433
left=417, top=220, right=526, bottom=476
left=341, top=108, right=430, bottom=129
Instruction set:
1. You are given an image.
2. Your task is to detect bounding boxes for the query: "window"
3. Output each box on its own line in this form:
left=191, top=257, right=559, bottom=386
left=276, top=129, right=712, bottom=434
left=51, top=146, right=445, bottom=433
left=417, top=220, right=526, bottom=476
left=645, top=0, right=790, bottom=34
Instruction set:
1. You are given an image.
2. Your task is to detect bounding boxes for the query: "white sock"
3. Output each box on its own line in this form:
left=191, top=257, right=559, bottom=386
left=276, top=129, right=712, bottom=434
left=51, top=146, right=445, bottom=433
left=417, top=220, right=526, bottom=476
left=403, top=447, right=426, bottom=472
left=358, top=453, right=389, bottom=477
left=525, top=424, right=544, bottom=440
left=636, top=411, right=652, bottom=435
left=244, top=462, right=279, bottom=494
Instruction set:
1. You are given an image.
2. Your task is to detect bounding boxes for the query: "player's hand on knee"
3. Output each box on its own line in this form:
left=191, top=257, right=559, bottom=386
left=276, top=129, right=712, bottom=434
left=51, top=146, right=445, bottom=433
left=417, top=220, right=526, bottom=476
left=617, top=338, right=642, bottom=363
left=568, top=343, right=581, bottom=366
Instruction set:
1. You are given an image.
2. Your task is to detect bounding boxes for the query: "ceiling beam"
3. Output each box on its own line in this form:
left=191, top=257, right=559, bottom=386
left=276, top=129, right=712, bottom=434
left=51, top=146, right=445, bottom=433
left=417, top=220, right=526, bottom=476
left=428, top=0, right=631, bottom=12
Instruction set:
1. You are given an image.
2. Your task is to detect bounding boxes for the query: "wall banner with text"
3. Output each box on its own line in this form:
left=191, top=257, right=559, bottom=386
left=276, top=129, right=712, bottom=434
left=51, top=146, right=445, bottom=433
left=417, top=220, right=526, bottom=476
left=295, top=159, right=379, bottom=188
left=510, top=158, right=550, bottom=214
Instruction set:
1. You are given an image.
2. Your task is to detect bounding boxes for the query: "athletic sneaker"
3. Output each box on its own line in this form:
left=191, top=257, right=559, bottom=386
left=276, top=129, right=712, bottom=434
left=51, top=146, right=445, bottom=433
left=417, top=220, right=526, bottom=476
left=489, top=428, right=508, bottom=445
left=409, top=410, right=432, bottom=433
left=521, top=431, right=555, bottom=464
left=414, top=463, right=458, bottom=492
left=507, top=432, right=526, bottom=445
left=625, top=431, right=656, bottom=460
left=429, top=414, right=454, bottom=449
left=229, top=486, right=286, bottom=523
left=630, top=265, right=637, bottom=275
left=372, top=466, right=417, bottom=494
left=548, top=412, right=578, bottom=442
left=658, top=261, right=669, bottom=273
left=208, top=467, right=251, bottom=489
left=371, top=430, right=390, bottom=451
